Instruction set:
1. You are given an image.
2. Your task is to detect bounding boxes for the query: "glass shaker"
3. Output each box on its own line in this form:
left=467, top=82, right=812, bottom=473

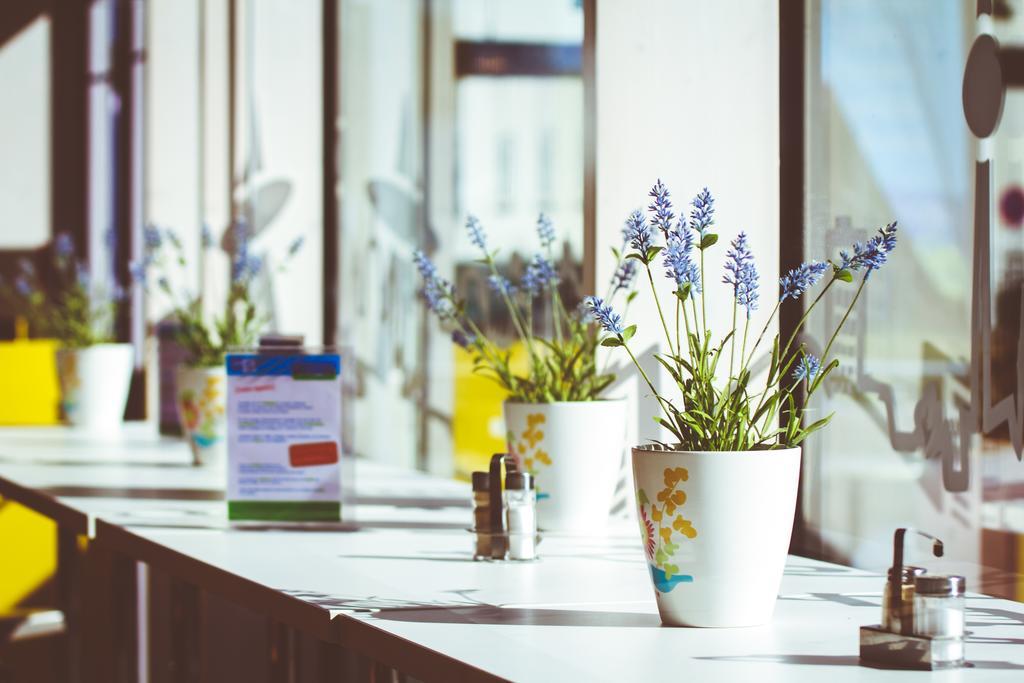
left=504, top=471, right=537, bottom=561
left=913, top=575, right=966, bottom=666
left=471, top=471, right=491, bottom=560
left=882, top=565, right=926, bottom=634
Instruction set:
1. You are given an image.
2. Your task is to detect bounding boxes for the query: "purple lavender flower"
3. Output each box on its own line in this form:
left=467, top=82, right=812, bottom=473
left=624, top=209, right=653, bottom=254
left=129, top=260, right=148, bottom=285
left=489, top=274, right=516, bottom=296
left=14, top=276, right=32, bottom=297
left=422, top=280, right=455, bottom=319
left=536, top=214, right=556, bottom=249
left=76, top=264, right=90, bottom=289
left=611, top=259, right=638, bottom=293
left=779, top=261, right=829, bottom=301
left=143, top=224, right=163, bottom=250
left=201, top=224, right=214, bottom=249
left=413, top=250, right=438, bottom=281
left=690, top=187, right=715, bottom=237
left=525, top=254, right=559, bottom=294
left=452, top=329, right=476, bottom=349
left=55, top=233, right=75, bottom=258
left=577, top=300, right=597, bottom=324
left=723, top=232, right=759, bottom=316
left=466, top=215, right=487, bottom=252
left=584, top=295, right=624, bottom=335
left=839, top=222, right=898, bottom=277
left=792, top=353, right=821, bottom=383
left=233, top=250, right=264, bottom=284
left=648, top=179, right=675, bottom=237
left=413, top=250, right=456, bottom=320
left=664, top=228, right=699, bottom=294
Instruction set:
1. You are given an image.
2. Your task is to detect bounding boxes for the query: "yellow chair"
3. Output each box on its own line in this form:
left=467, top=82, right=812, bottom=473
left=0, top=319, right=59, bottom=426
left=452, top=342, right=529, bottom=479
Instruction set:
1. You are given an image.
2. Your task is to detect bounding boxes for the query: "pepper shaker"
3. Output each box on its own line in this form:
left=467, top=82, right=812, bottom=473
left=471, top=472, right=491, bottom=560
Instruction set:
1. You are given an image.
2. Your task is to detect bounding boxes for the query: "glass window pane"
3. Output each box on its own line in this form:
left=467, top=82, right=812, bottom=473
left=337, top=0, right=585, bottom=475
left=802, top=0, right=1024, bottom=598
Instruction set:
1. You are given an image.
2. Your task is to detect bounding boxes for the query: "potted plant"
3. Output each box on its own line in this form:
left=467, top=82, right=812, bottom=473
left=135, top=222, right=302, bottom=466
left=3, top=233, right=131, bottom=433
left=413, top=215, right=637, bottom=532
left=588, top=180, right=897, bottom=626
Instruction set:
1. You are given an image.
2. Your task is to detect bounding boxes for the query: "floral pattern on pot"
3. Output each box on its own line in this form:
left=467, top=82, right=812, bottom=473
left=637, top=466, right=697, bottom=593
left=179, top=374, right=224, bottom=447
left=507, top=412, right=552, bottom=478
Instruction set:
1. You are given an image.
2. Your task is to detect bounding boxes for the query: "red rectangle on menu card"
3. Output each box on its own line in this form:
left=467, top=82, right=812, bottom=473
left=288, top=441, right=339, bottom=468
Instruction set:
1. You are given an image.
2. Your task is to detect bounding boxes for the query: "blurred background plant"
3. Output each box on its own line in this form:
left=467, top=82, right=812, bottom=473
left=0, top=232, right=121, bottom=348
left=134, top=220, right=303, bottom=367
left=414, top=214, right=636, bottom=403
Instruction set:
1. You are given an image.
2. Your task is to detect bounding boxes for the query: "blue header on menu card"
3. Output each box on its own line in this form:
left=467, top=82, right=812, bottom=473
left=226, top=353, right=341, bottom=379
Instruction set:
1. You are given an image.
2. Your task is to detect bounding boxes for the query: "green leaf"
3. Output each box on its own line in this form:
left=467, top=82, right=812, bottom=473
left=700, top=233, right=718, bottom=249
left=600, top=337, right=623, bottom=347
left=638, top=489, right=650, bottom=505
left=622, top=325, right=637, bottom=342
left=626, top=290, right=638, bottom=304
left=836, top=269, right=853, bottom=283
left=646, top=246, right=664, bottom=262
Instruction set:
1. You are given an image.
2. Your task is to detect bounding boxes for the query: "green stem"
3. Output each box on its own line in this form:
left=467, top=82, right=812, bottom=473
left=819, top=275, right=868, bottom=373
left=645, top=263, right=676, bottom=357
left=623, top=340, right=676, bottom=424
left=742, top=300, right=780, bottom=372
left=728, top=299, right=737, bottom=383
left=740, top=315, right=750, bottom=377
left=699, top=250, right=707, bottom=334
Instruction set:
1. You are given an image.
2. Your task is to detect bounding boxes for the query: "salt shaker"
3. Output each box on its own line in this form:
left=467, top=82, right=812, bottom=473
left=913, top=575, right=966, bottom=637
left=504, top=471, right=537, bottom=561
left=913, top=575, right=966, bottom=666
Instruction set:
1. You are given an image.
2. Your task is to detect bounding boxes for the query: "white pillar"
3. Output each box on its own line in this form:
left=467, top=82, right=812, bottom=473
left=594, top=0, right=780, bottom=442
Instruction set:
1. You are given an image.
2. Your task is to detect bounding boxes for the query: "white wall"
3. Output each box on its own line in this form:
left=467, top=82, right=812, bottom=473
left=0, top=17, right=50, bottom=249
left=594, top=0, right=780, bottom=443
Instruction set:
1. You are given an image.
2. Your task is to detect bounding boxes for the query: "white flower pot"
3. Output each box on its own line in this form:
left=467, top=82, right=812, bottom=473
left=175, top=365, right=227, bottom=467
left=631, top=446, right=801, bottom=627
left=504, top=400, right=627, bottom=533
left=55, top=343, right=133, bottom=433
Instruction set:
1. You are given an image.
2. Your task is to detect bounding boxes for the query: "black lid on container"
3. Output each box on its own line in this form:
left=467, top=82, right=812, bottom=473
left=888, top=565, right=927, bottom=580
left=914, top=574, right=965, bottom=597
left=472, top=471, right=490, bottom=491
left=505, top=472, right=533, bottom=490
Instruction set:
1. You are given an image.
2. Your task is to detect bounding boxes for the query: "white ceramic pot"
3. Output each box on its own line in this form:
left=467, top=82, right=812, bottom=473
left=631, top=446, right=802, bottom=627
left=504, top=400, right=627, bottom=533
left=175, top=365, right=227, bottom=467
left=55, top=343, right=133, bottom=433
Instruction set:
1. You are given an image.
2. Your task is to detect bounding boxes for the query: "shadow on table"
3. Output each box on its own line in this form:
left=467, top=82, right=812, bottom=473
left=372, top=604, right=662, bottom=628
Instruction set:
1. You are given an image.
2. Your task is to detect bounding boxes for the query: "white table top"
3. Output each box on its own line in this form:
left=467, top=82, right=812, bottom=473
left=93, top=522, right=1024, bottom=682
left=4, top=425, right=1024, bottom=681
left=0, top=424, right=471, bottom=535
